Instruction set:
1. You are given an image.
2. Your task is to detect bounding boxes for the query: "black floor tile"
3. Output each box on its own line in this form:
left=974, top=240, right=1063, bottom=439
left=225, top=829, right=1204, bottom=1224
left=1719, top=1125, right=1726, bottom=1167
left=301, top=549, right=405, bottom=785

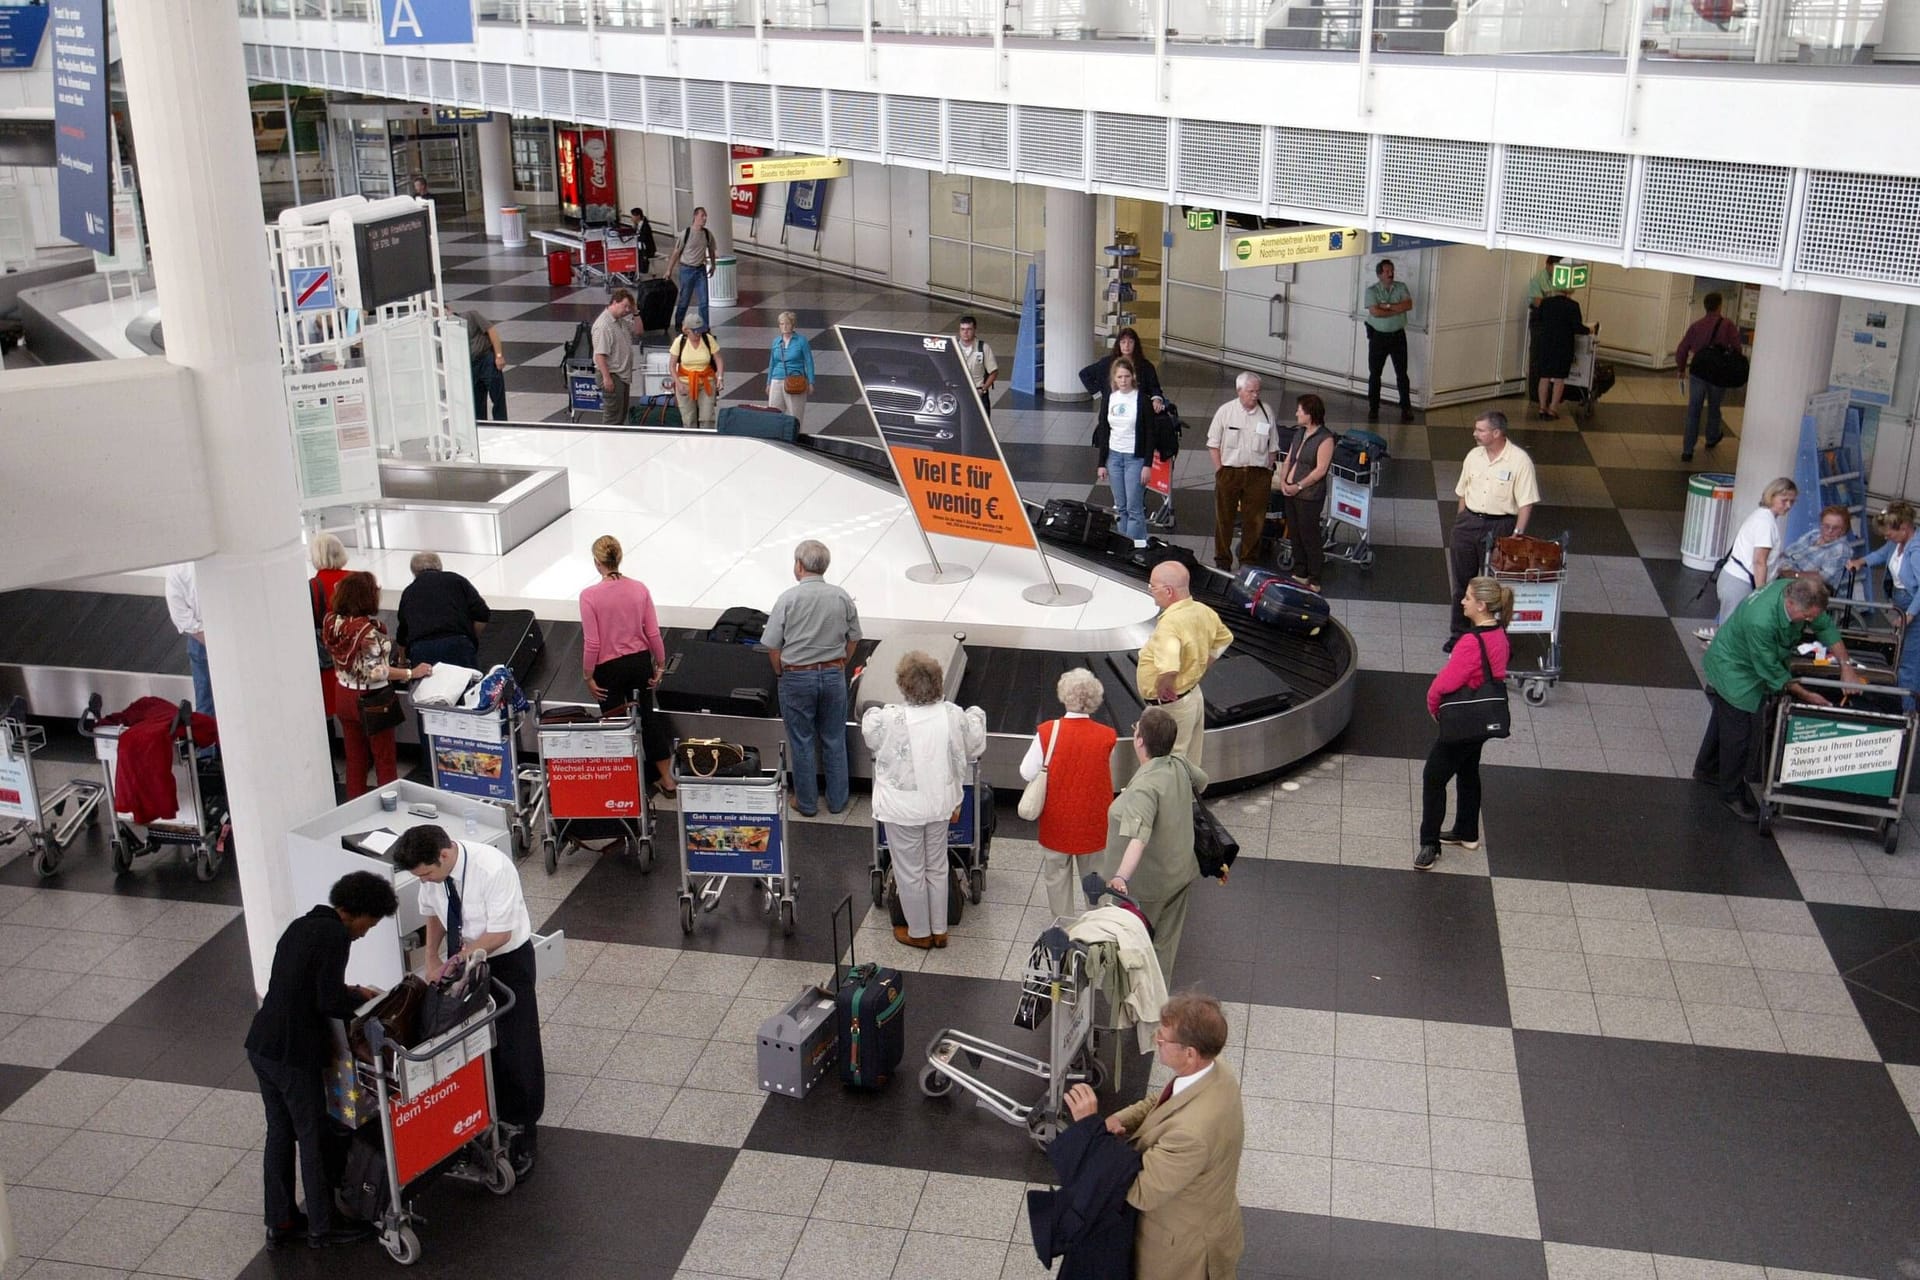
left=1321, top=546, right=1453, bottom=605
left=1643, top=558, right=1718, bottom=618
left=500, top=339, right=565, bottom=366
left=510, top=301, right=610, bottom=325
left=1520, top=504, right=1640, bottom=558
left=1481, top=767, right=1800, bottom=897
left=1376, top=463, right=1442, bottom=501
left=1599, top=468, right=1692, bottom=512
left=1238, top=1208, right=1547, bottom=1280
left=1331, top=671, right=1444, bottom=760
left=1002, top=442, right=1103, bottom=485
left=468, top=284, right=577, bottom=304
left=1556, top=611, right=1701, bottom=688
left=62, top=917, right=257, bottom=1086
left=442, top=265, right=544, bottom=283
left=1809, top=902, right=1920, bottom=1064
left=0, top=1062, right=47, bottom=1111
left=0, top=800, right=242, bottom=903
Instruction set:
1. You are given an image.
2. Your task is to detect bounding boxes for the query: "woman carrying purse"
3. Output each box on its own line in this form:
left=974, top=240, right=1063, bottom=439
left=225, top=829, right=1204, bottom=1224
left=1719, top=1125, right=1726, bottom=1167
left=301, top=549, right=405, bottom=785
left=766, top=311, right=815, bottom=428
left=1275, top=393, right=1336, bottom=592
left=1416, top=576, right=1512, bottom=870
left=322, top=571, right=427, bottom=799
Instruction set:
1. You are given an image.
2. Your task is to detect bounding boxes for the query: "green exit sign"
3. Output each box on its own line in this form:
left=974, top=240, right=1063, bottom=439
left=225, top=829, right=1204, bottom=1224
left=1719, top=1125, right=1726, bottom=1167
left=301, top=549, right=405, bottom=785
left=1187, top=209, right=1217, bottom=231
left=1551, top=263, right=1590, bottom=290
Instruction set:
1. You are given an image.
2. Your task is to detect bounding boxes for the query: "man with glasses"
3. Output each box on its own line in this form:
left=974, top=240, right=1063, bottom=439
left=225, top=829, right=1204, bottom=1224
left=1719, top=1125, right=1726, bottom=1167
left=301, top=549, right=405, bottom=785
left=1064, top=993, right=1245, bottom=1279
left=1137, top=561, right=1233, bottom=767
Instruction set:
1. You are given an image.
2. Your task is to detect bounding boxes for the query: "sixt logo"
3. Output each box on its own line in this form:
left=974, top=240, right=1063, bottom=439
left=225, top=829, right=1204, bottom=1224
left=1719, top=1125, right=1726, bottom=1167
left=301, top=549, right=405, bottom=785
left=921, top=337, right=948, bottom=351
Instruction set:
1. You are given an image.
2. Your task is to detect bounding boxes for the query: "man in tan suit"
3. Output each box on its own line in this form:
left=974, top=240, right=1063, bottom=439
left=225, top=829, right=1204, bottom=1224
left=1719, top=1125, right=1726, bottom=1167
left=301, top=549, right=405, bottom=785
left=1066, top=993, right=1245, bottom=1278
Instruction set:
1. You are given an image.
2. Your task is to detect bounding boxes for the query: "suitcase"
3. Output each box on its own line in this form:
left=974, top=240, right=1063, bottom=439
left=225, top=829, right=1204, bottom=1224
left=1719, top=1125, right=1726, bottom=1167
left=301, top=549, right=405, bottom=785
left=1039, top=498, right=1116, bottom=548
left=640, top=345, right=674, bottom=398
left=1131, top=536, right=1200, bottom=578
left=882, top=850, right=968, bottom=930
left=708, top=607, right=769, bottom=646
left=855, top=634, right=968, bottom=718
left=1200, top=654, right=1294, bottom=725
left=656, top=638, right=779, bottom=716
left=635, top=276, right=676, bottom=334
left=756, top=986, right=839, bottom=1098
left=476, top=609, right=545, bottom=685
left=717, top=404, right=799, bottom=443
left=546, top=249, right=573, bottom=288
left=1334, top=428, right=1389, bottom=476
left=830, top=895, right=905, bottom=1090
left=1490, top=535, right=1564, bottom=575
left=1229, top=568, right=1330, bottom=636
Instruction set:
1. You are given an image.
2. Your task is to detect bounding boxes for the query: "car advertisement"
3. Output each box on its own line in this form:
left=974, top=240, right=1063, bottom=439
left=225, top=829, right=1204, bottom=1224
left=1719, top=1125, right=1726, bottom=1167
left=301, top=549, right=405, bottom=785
left=837, top=326, right=1038, bottom=551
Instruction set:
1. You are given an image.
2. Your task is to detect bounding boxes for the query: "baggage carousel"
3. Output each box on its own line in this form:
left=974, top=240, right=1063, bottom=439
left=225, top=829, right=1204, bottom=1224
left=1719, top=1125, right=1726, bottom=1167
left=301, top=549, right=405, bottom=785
left=0, top=427, right=1357, bottom=791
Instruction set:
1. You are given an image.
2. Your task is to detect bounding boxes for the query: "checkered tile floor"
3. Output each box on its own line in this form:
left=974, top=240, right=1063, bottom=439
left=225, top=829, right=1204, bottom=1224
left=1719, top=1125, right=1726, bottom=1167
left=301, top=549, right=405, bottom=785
left=3, top=219, right=1917, bottom=1280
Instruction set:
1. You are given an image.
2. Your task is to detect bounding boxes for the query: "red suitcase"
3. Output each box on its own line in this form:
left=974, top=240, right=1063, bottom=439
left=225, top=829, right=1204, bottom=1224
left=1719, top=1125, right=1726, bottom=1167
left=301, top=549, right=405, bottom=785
left=547, top=249, right=573, bottom=287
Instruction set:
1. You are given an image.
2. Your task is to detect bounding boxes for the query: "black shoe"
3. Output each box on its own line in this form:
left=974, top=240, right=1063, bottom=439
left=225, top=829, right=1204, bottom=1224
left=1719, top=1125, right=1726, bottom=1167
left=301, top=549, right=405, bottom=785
left=1441, top=636, right=1459, bottom=654
left=1366, top=409, right=1381, bottom=423
left=309, top=1224, right=375, bottom=1249
left=1400, top=409, right=1416, bottom=424
left=1691, top=768, right=1715, bottom=786
left=266, top=1214, right=309, bottom=1250
left=1214, top=558, right=1232, bottom=571
left=1680, top=453, right=1694, bottom=463
left=1706, top=435, right=1723, bottom=449
left=1414, top=844, right=1441, bottom=870
left=511, top=1149, right=537, bottom=1183
left=1438, top=830, right=1480, bottom=850
left=1721, top=795, right=1759, bottom=822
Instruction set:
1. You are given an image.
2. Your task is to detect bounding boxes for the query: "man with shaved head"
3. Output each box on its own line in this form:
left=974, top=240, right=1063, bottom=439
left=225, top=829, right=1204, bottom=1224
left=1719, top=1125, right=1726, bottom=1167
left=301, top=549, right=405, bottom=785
left=1136, top=561, right=1233, bottom=765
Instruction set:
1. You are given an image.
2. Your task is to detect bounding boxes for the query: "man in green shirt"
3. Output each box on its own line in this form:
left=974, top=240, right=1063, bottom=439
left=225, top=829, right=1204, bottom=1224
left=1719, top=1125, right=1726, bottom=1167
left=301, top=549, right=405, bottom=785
left=1696, top=577, right=1861, bottom=819
left=1363, top=259, right=1414, bottom=424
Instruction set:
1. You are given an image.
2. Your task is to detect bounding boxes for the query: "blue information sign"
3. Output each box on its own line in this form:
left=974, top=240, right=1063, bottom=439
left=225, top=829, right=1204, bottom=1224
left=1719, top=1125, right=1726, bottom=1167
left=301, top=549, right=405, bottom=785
left=785, top=179, right=825, bottom=232
left=378, top=0, right=475, bottom=45
left=52, top=0, right=112, bottom=255
left=0, top=5, right=51, bottom=70
left=1372, top=232, right=1453, bottom=253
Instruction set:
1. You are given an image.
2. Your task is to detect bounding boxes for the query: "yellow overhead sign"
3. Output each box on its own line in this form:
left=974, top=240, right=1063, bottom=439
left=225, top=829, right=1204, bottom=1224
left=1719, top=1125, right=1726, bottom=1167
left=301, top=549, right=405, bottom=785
left=1223, top=225, right=1366, bottom=270
left=730, top=155, right=848, bottom=185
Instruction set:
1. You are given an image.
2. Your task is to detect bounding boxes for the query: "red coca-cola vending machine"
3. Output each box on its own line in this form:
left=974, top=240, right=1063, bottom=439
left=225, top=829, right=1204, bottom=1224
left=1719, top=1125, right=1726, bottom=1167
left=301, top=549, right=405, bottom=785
left=556, top=128, right=617, bottom=225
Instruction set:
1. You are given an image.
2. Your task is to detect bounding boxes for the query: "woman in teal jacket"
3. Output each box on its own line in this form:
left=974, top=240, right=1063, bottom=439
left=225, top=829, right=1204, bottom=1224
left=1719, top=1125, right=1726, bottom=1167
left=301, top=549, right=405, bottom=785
left=766, top=311, right=815, bottom=430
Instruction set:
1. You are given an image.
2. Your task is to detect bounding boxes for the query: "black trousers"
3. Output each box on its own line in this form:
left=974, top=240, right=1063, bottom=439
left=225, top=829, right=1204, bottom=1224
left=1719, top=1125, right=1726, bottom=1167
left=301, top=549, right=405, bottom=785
left=593, top=650, right=672, bottom=766
left=489, top=941, right=544, bottom=1154
left=1448, top=511, right=1516, bottom=636
left=249, top=1050, right=334, bottom=1234
left=1284, top=490, right=1327, bottom=584
left=1694, top=688, right=1761, bottom=802
left=1420, top=737, right=1485, bottom=845
left=1367, top=327, right=1411, bottom=413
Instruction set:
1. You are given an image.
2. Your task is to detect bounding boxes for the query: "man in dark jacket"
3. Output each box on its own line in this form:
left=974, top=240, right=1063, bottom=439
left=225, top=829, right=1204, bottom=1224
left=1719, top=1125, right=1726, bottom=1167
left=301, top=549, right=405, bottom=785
left=244, top=871, right=398, bottom=1250
left=1027, top=1110, right=1141, bottom=1278
left=395, top=552, right=491, bottom=669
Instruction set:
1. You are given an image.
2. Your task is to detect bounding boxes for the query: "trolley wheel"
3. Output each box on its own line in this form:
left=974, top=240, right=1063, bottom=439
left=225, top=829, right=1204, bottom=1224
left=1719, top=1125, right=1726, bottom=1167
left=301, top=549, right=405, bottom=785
left=110, top=832, right=134, bottom=875
left=679, top=895, right=695, bottom=935
left=968, top=866, right=984, bottom=905
left=31, top=835, right=58, bottom=879
left=1026, top=1107, right=1064, bottom=1150
left=1078, top=1053, right=1109, bottom=1093
left=919, top=1063, right=954, bottom=1098
left=193, top=848, right=218, bottom=883
left=635, top=838, right=655, bottom=872
left=869, top=867, right=885, bottom=909
left=779, top=898, right=796, bottom=936
left=484, top=1151, right=517, bottom=1196
left=1523, top=680, right=1550, bottom=707
left=509, top=817, right=530, bottom=862
left=1755, top=803, right=1773, bottom=837
left=382, top=1224, right=421, bottom=1266
left=1881, top=817, right=1901, bottom=854
left=542, top=836, right=558, bottom=875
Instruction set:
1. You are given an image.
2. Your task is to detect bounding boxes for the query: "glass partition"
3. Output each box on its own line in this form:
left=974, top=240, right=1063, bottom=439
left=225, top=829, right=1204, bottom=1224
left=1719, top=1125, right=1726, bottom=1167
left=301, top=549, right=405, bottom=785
left=1006, top=0, right=1157, bottom=39
left=476, top=0, right=522, bottom=22
left=334, top=0, right=371, bottom=16
left=674, top=0, right=755, bottom=27
left=599, top=0, right=668, bottom=25
left=1638, top=0, right=1915, bottom=64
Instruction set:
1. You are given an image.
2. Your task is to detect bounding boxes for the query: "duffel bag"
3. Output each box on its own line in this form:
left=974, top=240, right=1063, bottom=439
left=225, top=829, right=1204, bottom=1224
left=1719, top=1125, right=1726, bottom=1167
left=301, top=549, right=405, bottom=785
left=1490, top=534, right=1563, bottom=575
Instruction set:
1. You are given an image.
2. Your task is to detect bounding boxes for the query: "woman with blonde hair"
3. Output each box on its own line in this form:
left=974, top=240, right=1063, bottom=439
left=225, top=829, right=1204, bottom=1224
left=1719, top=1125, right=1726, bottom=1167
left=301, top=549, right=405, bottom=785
left=765, top=310, right=814, bottom=428
left=579, top=534, right=675, bottom=794
left=1416, top=575, right=1513, bottom=870
left=1849, top=501, right=1920, bottom=707
left=307, top=532, right=352, bottom=702
left=1019, top=668, right=1118, bottom=918
left=1700, top=477, right=1797, bottom=641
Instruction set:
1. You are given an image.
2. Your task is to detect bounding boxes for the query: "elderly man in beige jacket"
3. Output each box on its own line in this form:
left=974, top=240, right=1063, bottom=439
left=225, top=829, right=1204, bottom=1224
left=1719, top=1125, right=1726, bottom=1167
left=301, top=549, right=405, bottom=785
left=1066, top=992, right=1245, bottom=1278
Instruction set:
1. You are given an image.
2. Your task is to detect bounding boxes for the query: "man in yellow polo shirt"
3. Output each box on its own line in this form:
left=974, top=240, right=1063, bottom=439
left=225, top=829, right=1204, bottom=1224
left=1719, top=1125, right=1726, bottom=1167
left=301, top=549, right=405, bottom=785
left=1447, top=410, right=1540, bottom=650
left=1137, top=561, right=1234, bottom=766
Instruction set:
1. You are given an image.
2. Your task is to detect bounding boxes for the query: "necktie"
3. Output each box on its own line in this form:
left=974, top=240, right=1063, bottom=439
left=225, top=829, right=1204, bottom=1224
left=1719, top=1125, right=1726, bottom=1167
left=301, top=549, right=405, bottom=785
left=445, top=876, right=463, bottom=955
left=1158, top=1079, right=1175, bottom=1105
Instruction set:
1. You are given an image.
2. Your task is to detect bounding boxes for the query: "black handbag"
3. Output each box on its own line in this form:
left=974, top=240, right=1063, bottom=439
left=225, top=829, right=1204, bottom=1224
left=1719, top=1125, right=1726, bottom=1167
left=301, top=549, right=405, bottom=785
left=1192, top=799, right=1239, bottom=882
left=357, top=686, right=406, bottom=737
left=1690, top=319, right=1749, bottom=389
left=1436, top=632, right=1511, bottom=745
left=419, top=954, right=492, bottom=1039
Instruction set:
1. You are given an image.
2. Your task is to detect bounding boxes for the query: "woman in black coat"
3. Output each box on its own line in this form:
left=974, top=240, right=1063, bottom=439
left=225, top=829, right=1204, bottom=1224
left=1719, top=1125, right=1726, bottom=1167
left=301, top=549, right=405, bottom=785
left=1532, top=291, right=1592, bottom=420
left=1079, top=326, right=1166, bottom=412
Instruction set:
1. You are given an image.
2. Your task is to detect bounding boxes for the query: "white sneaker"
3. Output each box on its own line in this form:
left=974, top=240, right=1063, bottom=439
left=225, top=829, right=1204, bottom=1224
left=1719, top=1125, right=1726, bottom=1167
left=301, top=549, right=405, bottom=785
left=1693, top=626, right=1715, bottom=644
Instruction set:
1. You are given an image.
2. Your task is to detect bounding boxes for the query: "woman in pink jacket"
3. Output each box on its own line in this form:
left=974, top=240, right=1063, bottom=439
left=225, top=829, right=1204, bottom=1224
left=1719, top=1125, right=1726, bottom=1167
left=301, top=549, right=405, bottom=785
left=1417, top=576, right=1512, bottom=870
left=580, top=534, right=675, bottom=795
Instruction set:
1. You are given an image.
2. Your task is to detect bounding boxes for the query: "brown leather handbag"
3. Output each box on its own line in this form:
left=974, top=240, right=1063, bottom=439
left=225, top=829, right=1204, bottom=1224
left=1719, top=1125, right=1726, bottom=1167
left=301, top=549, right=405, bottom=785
left=783, top=373, right=809, bottom=396
left=1490, top=534, right=1564, bottom=575
left=347, top=975, right=429, bottom=1062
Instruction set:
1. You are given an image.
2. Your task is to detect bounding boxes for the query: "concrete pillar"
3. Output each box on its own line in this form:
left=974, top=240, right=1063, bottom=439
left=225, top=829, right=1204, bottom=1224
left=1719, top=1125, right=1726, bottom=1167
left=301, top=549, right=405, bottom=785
left=1733, top=287, right=1842, bottom=513
left=688, top=139, right=739, bottom=307
left=477, top=114, right=513, bottom=239
left=117, top=0, right=340, bottom=997
left=1044, top=188, right=1098, bottom=402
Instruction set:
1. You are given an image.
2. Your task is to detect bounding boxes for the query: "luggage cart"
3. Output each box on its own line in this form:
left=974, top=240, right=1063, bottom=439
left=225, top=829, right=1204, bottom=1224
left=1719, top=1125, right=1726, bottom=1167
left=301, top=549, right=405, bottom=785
left=419, top=700, right=540, bottom=862
left=531, top=697, right=654, bottom=875
left=1753, top=676, right=1919, bottom=854
left=919, top=922, right=1106, bottom=1150
left=870, top=759, right=991, bottom=909
left=0, top=696, right=110, bottom=878
left=355, top=976, right=520, bottom=1265
left=1486, top=531, right=1571, bottom=706
left=674, top=742, right=796, bottom=937
left=1321, top=454, right=1382, bottom=570
left=86, top=700, right=228, bottom=881
left=1562, top=334, right=1614, bottom=424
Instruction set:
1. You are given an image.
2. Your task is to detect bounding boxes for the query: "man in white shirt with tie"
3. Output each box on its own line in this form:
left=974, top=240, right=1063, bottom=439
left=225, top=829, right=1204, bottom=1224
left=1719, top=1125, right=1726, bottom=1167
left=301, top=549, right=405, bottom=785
left=393, top=825, right=544, bottom=1181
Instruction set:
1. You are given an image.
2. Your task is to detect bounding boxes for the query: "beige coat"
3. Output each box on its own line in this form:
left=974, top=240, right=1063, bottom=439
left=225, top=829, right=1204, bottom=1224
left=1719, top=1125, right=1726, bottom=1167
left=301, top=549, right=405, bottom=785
left=1112, top=1060, right=1245, bottom=1279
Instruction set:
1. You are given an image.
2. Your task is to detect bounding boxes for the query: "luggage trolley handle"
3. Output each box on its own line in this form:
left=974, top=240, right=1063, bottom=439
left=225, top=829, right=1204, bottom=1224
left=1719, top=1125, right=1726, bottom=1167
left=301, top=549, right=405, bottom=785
left=1792, top=673, right=1914, bottom=708
left=829, top=893, right=859, bottom=988
left=370, top=976, right=518, bottom=1064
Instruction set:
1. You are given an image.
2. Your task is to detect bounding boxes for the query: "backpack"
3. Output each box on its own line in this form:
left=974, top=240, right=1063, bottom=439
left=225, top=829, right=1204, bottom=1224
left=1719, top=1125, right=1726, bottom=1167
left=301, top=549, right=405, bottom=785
left=338, top=1125, right=389, bottom=1223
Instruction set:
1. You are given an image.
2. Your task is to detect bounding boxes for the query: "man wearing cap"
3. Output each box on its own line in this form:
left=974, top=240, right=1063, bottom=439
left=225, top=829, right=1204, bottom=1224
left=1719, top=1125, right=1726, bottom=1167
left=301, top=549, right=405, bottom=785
left=670, top=314, right=725, bottom=428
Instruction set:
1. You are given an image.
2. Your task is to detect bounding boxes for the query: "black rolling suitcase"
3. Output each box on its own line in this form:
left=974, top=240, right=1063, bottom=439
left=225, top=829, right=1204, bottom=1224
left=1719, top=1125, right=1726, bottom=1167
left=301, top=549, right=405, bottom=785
left=708, top=607, right=769, bottom=646
left=830, top=895, right=905, bottom=1090
left=1039, top=498, right=1113, bottom=545
left=635, top=277, right=676, bottom=334
left=655, top=638, right=778, bottom=716
left=475, top=609, right=545, bottom=684
left=1229, top=568, right=1329, bottom=637
left=1200, top=654, right=1293, bottom=725
left=1132, top=536, right=1200, bottom=577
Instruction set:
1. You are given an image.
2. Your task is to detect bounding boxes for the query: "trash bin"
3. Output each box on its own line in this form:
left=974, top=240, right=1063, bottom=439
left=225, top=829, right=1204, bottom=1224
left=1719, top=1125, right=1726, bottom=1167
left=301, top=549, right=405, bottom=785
left=500, top=206, right=527, bottom=249
left=547, top=249, right=573, bottom=288
left=1680, top=472, right=1737, bottom=572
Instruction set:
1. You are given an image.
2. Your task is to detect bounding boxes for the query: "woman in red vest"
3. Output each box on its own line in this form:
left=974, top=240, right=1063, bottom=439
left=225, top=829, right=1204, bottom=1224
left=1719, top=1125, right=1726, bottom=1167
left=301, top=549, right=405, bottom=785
left=1019, top=669, right=1119, bottom=918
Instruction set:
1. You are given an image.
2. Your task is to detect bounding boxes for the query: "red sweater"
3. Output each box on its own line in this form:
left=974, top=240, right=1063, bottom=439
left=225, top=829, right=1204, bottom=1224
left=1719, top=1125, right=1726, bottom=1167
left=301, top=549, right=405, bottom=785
left=1035, top=717, right=1118, bottom=855
left=1427, top=627, right=1510, bottom=718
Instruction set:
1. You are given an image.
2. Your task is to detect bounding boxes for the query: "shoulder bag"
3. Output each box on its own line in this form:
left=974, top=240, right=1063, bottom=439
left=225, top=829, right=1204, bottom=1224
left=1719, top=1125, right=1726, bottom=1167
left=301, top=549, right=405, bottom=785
left=1690, top=317, right=1750, bottom=390
left=358, top=686, right=406, bottom=737
left=1436, top=632, right=1511, bottom=745
left=1017, top=722, right=1059, bottom=821
left=676, top=738, right=747, bottom=777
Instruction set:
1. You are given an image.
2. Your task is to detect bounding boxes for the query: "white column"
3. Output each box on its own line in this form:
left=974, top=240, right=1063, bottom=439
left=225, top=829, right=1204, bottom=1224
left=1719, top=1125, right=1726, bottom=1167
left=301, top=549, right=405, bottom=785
left=688, top=139, right=739, bottom=307
left=477, top=114, right=513, bottom=239
left=1732, top=287, right=1841, bottom=513
left=1044, top=188, right=1097, bottom=401
left=117, top=0, right=340, bottom=997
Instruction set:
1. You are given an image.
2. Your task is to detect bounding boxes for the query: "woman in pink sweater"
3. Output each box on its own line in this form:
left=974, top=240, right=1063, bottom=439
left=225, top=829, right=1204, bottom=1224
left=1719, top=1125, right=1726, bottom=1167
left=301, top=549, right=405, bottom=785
left=1417, top=576, right=1512, bottom=870
left=580, top=534, right=675, bottom=794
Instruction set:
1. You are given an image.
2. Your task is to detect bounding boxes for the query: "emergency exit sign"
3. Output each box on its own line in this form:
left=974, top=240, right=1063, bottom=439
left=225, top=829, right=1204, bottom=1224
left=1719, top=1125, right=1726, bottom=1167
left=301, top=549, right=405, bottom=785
left=1552, top=262, right=1590, bottom=290
left=1186, top=209, right=1217, bottom=231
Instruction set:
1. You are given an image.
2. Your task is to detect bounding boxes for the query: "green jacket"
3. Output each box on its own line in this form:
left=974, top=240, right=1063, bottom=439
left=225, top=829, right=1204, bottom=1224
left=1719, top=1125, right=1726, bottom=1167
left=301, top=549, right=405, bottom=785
left=1105, top=754, right=1209, bottom=904
left=1702, top=578, right=1841, bottom=713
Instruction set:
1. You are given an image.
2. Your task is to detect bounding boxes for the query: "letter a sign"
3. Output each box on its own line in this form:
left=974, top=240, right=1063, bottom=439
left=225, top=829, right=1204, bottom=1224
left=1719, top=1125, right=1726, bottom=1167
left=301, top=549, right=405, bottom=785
left=380, top=0, right=474, bottom=45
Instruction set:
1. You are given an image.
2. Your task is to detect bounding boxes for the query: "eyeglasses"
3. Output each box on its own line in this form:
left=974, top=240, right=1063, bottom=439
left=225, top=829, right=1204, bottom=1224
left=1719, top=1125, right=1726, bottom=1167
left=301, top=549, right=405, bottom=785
left=1152, top=1028, right=1188, bottom=1050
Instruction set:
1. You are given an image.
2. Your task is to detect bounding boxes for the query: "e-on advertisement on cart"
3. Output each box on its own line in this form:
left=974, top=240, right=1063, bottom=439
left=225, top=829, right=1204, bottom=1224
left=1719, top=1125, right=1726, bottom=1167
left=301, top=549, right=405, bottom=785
left=419, top=709, right=512, bottom=803
left=1778, top=711, right=1905, bottom=799
left=683, top=782, right=784, bottom=876
left=390, top=1056, right=490, bottom=1188
left=837, top=325, right=1039, bottom=550
left=543, top=727, right=643, bottom=817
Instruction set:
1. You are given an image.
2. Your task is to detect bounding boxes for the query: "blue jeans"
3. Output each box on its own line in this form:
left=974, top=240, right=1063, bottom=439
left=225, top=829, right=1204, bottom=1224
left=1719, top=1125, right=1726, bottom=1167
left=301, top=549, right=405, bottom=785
left=407, top=634, right=479, bottom=669
left=778, top=667, right=850, bottom=815
left=1897, top=592, right=1920, bottom=711
left=1107, top=451, right=1147, bottom=542
left=187, top=635, right=217, bottom=759
left=1684, top=375, right=1727, bottom=456
left=673, top=266, right=709, bottom=331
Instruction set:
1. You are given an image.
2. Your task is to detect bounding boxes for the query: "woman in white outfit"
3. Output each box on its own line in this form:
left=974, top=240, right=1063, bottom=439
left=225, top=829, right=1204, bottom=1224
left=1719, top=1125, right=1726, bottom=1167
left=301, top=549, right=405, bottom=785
left=1700, top=477, right=1797, bottom=641
left=862, top=651, right=987, bottom=950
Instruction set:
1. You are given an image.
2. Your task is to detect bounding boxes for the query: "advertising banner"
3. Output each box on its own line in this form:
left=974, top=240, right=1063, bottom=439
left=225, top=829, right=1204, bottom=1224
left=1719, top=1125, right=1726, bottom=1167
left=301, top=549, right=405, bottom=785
left=785, top=179, right=825, bottom=232
left=389, top=1056, right=489, bottom=1187
left=542, top=728, right=642, bottom=819
left=51, top=0, right=112, bottom=255
left=556, top=129, right=615, bottom=224
left=1328, top=473, right=1370, bottom=531
left=0, top=4, right=51, bottom=70
left=838, top=325, right=1038, bottom=551
left=91, top=190, right=143, bottom=275
left=1505, top=581, right=1561, bottom=637
left=682, top=781, right=784, bottom=878
left=1779, top=712, right=1904, bottom=798
left=1829, top=297, right=1904, bottom=407
left=0, top=736, right=32, bottom=822
left=420, top=709, right=512, bottom=803
left=730, top=144, right=766, bottom=217
left=285, top=368, right=382, bottom=512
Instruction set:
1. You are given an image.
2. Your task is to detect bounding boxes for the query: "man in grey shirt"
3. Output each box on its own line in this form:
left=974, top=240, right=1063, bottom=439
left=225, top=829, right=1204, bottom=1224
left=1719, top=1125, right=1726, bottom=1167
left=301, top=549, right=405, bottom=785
left=764, top=539, right=861, bottom=817
left=591, top=289, right=636, bottom=426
